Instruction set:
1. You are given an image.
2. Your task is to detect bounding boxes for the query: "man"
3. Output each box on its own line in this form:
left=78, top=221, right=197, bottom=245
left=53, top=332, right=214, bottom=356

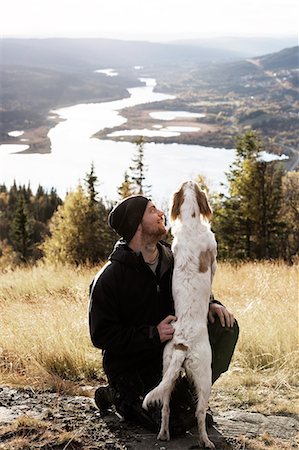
left=89, top=195, right=239, bottom=434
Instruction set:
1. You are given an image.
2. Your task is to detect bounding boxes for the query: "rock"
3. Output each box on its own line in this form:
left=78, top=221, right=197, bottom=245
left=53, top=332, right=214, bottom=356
left=215, top=410, right=298, bottom=442
left=0, top=386, right=298, bottom=449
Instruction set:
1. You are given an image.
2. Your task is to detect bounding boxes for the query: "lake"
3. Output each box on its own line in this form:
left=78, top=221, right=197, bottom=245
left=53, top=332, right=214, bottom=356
left=0, top=76, right=236, bottom=204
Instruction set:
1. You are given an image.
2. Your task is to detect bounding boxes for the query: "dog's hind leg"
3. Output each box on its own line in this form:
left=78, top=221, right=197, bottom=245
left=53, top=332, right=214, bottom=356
left=158, top=347, right=187, bottom=441
left=188, top=365, right=215, bottom=449
left=143, top=345, right=186, bottom=441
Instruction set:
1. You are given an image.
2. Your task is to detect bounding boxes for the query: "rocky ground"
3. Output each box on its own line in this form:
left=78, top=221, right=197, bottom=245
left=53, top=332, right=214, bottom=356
left=0, top=386, right=298, bottom=449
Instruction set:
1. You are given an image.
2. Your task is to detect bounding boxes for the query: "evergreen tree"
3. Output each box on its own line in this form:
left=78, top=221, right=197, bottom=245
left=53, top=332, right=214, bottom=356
left=48, top=188, right=62, bottom=219
left=84, top=162, right=98, bottom=203
left=0, top=182, right=62, bottom=264
left=7, top=181, right=18, bottom=218
left=84, top=164, right=117, bottom=258
left=279, top=171, right=299, bottom=260
left=213, top=131, right=285, bottom=260
left=195, top=175, right=210, bottom=194
left=0, top=190, right=9, bottom=242
left=129, top=136, right=151, bottom=195
left=10, top=194, right=34, bottom=261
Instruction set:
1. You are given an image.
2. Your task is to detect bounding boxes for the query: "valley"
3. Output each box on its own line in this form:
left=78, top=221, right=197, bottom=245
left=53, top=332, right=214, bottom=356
left=1, top=39, right=298, bottom=166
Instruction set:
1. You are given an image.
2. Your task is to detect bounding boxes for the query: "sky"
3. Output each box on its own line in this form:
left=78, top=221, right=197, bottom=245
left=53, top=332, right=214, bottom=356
left=1, top=0, right=298, bottom=40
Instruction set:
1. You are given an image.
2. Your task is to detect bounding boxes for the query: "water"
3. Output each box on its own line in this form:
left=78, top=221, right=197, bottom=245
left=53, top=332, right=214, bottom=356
left=0, top=77, right=236, bottom=204
left=7, top=130, right=24, bottom=137
left=94, top=69, right=118, bottom=77
left=149, top=111, right=205, bottom=121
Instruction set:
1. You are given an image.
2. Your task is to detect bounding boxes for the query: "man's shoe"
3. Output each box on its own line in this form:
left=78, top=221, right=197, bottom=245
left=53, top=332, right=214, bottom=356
left=94, top=385, right=115, bottom=416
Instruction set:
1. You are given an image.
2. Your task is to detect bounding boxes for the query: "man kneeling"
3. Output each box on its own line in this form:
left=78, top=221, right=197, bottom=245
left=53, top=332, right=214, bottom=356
left=89, top=195, right=239, bottom=434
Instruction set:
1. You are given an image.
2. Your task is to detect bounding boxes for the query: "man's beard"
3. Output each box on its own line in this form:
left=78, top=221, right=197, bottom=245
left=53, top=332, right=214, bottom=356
left=141, top=223, right=167, bottom=240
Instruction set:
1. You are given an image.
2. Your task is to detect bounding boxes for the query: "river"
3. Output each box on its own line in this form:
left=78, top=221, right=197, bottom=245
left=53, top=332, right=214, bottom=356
left=0, top=77, right=237, bottom=204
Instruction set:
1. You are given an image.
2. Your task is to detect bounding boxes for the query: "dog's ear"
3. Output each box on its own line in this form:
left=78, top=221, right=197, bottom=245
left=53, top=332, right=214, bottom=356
left=170, top=184, right=185, bottom=221
left=195, top=184, right=212, bottom=221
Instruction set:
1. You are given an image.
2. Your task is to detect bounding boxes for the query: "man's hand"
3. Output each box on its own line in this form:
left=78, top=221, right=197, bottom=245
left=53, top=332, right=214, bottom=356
left=208, top=303, right=235, bottom=328
left=157, top=315, right=176, bottom=342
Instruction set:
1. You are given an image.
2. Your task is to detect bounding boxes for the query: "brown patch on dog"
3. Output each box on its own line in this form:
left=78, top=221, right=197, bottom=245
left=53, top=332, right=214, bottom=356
left=174, top=343, right=188, bottom=351
left=199, top=249, right=212, bottom=273
left=192, top=211, right=196, bottom=218
left=194, top=184, right=212, bottom=221
left=170, top=183, right=186, bottom=221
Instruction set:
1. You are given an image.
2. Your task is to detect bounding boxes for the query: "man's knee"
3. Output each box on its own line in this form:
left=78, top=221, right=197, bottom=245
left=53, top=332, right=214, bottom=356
left=232, top=319, right=239, bottom=342
left=208, top=315, right=239, bottom=346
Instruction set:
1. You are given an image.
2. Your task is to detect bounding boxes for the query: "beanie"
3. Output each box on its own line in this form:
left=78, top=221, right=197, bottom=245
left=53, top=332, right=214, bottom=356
left=108, top=195, right=150, bottom=242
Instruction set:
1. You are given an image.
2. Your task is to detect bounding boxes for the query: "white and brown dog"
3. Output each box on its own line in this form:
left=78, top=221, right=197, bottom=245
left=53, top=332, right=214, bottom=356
left=143, top=180, right=217, bottom=449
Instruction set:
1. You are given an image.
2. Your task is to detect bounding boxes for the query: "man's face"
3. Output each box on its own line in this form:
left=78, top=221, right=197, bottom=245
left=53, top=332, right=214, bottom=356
left=141, top=201, right=166, bottom=239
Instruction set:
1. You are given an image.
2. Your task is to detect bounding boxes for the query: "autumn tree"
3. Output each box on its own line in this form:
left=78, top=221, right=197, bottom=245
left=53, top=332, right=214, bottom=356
left=43, top=166, right=116, bottom=265
left=118, top=171, right=135, bottom=199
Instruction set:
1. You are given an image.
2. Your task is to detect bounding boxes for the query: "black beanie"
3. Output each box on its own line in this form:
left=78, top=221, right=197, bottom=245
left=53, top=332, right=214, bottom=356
left=108, top=195, right=150, bottom=242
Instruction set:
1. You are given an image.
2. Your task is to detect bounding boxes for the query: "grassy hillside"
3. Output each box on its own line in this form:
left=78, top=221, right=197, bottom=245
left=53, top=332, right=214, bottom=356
left=256, top=46, right=299, bottom=70
left=0, top=261, right=297, bottom=415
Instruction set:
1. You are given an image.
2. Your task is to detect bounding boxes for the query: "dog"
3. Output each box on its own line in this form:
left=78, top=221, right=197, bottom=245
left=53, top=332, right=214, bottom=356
left=142, top=180, right=217, bottom=448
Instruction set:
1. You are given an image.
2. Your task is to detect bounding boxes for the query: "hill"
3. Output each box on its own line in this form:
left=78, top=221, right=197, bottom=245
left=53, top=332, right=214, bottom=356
left=1, top=39, right=298, bottom=156
left=255, top=45, right=299, bottom=70
left=172, top=35, right=298, bottom=58
left=0, top=64, right=138, bottom=142
left=1, top=38, right=241, bottom=72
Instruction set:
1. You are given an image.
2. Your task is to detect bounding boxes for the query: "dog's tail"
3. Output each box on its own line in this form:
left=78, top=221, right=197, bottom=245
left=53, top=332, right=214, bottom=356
left=142, top=347, right=186, bottom=410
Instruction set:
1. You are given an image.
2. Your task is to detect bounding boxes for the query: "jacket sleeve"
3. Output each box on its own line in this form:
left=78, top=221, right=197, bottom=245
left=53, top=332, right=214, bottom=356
left=89, top=267, right=161, bottom=355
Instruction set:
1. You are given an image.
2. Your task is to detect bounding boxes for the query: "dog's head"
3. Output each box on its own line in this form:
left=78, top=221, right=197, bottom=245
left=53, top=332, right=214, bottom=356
left=170, top=180, right=212, bottom=223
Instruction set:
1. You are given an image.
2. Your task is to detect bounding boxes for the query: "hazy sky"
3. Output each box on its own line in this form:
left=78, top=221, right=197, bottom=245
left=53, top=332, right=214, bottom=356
left=1, top=0, right=298, bottom=40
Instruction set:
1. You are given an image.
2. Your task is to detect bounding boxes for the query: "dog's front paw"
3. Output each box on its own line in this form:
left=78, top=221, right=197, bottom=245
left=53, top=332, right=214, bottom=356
left=157, top=428, right=170, bottom=441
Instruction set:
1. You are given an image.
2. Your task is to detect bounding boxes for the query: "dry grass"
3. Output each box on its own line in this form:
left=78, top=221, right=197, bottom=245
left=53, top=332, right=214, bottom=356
left=0, top=260, right=298, bottom=415
left=211, top=261, right=299, bottom=415
left=0, top=263, right=105, bottom=390
left=235, top=432, right=297, bottom=450
left=0, top=415, right=83, bottom=449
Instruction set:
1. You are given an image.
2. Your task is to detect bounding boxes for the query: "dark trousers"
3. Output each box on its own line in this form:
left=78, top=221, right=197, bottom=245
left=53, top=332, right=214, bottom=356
left=209, top=316, right=239, bottom=384
left=111, top=317, right=239, bottom=433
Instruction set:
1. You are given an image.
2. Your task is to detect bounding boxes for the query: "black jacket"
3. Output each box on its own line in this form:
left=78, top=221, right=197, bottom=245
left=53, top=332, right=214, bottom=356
left=89, top=240, right=174, bottom=382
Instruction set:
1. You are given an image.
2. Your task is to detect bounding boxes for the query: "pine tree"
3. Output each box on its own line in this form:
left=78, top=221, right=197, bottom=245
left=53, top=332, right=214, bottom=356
left=84, top=162, right=98, bottom=203
left=213, top=131, right=285, bottom=260
left=279, top=171, right=299, bottom=260
left=10, top=194, right=34, bottom=261
left=0, top=189, right=9, bottom=242
left=84, top=164, right=116, bottom=258
left=129, top=136, right=151, bottom=195
left=0, top=182, right=62, bottom=264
